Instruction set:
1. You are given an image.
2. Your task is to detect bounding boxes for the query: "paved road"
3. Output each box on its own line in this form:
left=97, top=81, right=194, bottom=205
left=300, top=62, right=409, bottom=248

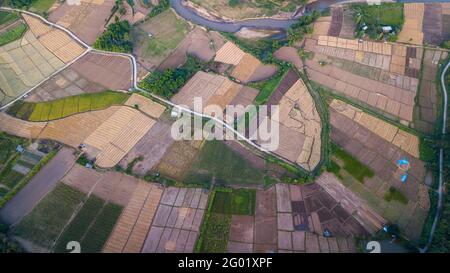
left=0, top=147, right=76, bottom=226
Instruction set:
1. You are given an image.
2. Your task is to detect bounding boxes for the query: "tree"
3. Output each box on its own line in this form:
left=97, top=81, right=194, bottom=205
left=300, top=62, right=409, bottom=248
left=93, top=17, right=133, bottom=53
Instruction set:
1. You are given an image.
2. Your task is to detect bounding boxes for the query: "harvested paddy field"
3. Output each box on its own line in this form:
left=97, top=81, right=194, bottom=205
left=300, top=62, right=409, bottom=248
left=397, top=3, right=424, bottom=45
left=38, top=106, right=117, bottom=148
left=83, top=106, right=156, bottom=168
left=69, top=52, right=132, bottom=91
left=312, top=15, right=331, bottom=37
left=47, top=0, right=116, bottom=45
left=0, top=112, right=47, bottom=139
left=171, top=71, right=258, bottom=112
left=0, top=12, right=86, bottom=107
left=328, top=7, right=343, bottom=37
left=198, top=184, right=367, bottom=253
left=61, top=165, right=139, bottom=206
left=124, top=93, right=166, bottom=119
left=103, top=182, right=164, bottom=253
left=132, top=9, right=191, bottom=73
left=252, top=69, right=322, bottom=171
left=142, top=187, right=209, bottom=253
left=155, top=140, right=202, bottom=182
left=413, top=49, right=448, bottom=134
left=329, top=99, right=429, bottom=240
left=304, top=37, right=421, bottom=123
left=1, top=101, right=154, bottom=156
left=214, top=41, right=277, bottom=83
left=24, top=67, right=112, bottom=102
left=119, top=116, right=174, bottom=176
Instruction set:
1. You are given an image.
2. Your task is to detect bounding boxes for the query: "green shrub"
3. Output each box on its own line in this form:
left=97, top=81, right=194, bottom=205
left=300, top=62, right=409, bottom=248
left=138, top=55, right=205, bottom=98
left=148, top=0, right=169, bottom=18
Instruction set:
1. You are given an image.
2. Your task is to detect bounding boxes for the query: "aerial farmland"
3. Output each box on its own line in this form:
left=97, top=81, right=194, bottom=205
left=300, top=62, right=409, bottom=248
left=0, top=0, right=449, bottom=258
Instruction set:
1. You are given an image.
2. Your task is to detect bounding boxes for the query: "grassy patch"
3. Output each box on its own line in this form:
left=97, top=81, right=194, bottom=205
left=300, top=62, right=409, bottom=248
left=351, top=3, right=404, bottom=40
left=384, top=187, right=408, bottom=205
left=13, top=184, right=86, bottom=249
left=0, top=23, right=27, bottom=47
left=9, top=91, right=129, bottom=121
left=212, top=189, right=256, bottom=216
left=183, top=140, right=265, bottom=186
left=251, top=68, right=286, bottom=105
left=143, top=9, right=189, bottom=58
left=331, top=143, right=374, bottom=183
left=29, top=0, right=56, bottom=14
left=0, top=11, right=19, bottom=26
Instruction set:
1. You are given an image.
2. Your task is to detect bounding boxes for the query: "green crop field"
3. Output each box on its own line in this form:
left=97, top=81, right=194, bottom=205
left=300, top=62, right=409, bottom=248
left=8, top=91, right=129, bottom=121
left=133, top=9, right=189, bottom=59
left=183, top=140, right=265, bottom=186
left=331, top=143, right=374, bottom=183
left=29, top=0, right=57, bottom=15
left=252, top=70, right=285, bottom=105
left=0, top=23, right=27, bottom=47
left=79, top=202, right=122, bottom=253
left=54, top=195, right=104, bottom=252
left=212, top=189, right=256, bottom=216
left=0, top=11, right=19, bottom=26
left=13, top=184, right=86, bottom=250
left=197, top=212, right=231, bottom=253
left=54, top=195, right=122, bottom=253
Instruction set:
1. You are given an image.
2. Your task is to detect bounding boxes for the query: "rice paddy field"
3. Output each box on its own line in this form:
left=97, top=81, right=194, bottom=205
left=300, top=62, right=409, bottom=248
left=7, top=91, right=130, bottom=121
left=28, top=0, right=57, bottom=15
left=0, top=23, right=27, bottom=47
left=54, top=195, right=123, bottom=253
left=0, top=133, right=28, bottom=199
left=12, top=183, right=86, bottom=250
left=0, top=12, right=86, bottom=108
left=0, top=11, right=19, bottom=26
left=132, top=9, right=190, bottom=70
left=12, top=182, right=123, bottom=252
left=183, top=140, right=265, bottom=186
left=196, top=188, right=256, bottom=253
